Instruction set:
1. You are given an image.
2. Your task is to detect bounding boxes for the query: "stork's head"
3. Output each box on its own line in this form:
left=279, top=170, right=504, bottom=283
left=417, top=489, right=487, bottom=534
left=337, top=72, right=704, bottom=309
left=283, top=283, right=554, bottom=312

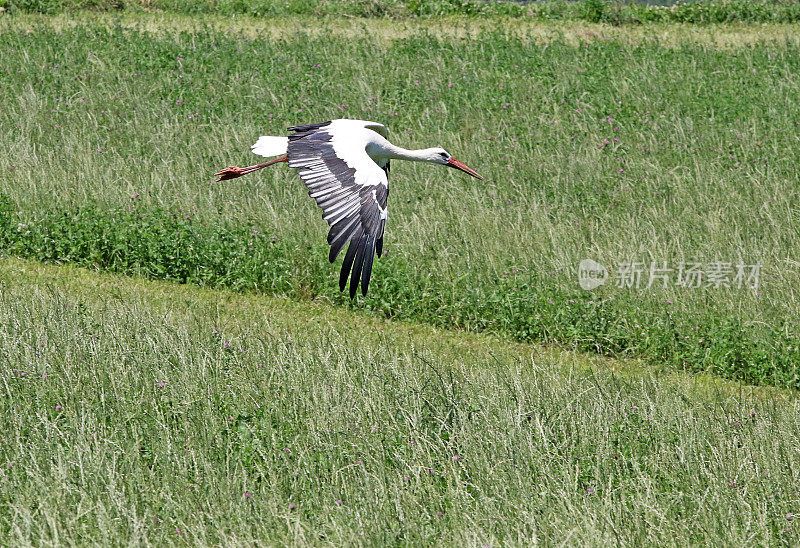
left=425, top=147, right=482, bottom=180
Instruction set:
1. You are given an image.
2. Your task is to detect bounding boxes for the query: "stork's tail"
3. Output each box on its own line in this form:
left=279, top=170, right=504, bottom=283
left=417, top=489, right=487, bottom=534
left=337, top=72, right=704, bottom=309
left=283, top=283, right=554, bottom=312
left=214, top=154, right=287, bottom=182
left=251, top=135, right=289, bottom=158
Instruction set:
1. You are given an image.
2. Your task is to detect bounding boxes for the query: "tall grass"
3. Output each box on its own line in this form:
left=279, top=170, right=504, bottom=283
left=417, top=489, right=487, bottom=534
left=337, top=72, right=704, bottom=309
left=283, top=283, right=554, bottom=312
left=1, top=18, right=799, bottom=386
left=1, top=257, right=799, bottom=545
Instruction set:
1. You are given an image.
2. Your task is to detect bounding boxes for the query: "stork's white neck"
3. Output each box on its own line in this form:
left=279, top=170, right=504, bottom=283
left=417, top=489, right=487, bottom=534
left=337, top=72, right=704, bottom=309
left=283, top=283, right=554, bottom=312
left=379, top=143, right=442, bottom=163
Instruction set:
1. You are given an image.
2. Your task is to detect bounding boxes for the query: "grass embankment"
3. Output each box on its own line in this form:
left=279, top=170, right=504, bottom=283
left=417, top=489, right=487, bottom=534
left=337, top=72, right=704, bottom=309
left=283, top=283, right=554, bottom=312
left=2, top=15, right=800, bottom=387
left=1, top=257, right=799, bottom=545
left=9, top=10, right=800, bottom=47
left=7, top=0, right=800, bottom=25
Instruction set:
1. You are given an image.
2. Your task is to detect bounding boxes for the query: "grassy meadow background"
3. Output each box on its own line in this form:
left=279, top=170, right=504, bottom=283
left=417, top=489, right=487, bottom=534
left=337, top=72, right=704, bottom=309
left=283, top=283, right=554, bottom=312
left=2, top=8, right=800, bottom=386
left=2, top=1, right=800, bottom=544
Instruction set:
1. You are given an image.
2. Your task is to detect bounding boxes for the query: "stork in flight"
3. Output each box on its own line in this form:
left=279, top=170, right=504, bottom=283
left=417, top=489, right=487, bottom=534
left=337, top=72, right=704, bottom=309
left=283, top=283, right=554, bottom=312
left=214, top=119, right=482, bottom=298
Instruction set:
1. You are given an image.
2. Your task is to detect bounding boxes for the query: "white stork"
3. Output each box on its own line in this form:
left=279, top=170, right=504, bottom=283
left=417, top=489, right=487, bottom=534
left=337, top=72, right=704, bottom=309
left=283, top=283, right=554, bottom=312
left=214, top=119, right=481, bottom=298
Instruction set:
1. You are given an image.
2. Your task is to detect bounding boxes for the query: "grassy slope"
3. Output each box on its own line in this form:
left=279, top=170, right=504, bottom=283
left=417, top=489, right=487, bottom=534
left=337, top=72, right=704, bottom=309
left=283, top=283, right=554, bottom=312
left=8, top=11, right=800, bottom=47
left=8, top=0, right=800, bottom=24
left=1, top=256, right=799, bottom=545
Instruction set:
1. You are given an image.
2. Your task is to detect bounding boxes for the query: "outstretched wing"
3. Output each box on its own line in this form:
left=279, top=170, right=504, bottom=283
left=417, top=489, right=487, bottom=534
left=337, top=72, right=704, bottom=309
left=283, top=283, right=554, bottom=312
left=286, top=120, right=389, bottom=298
left=363, top=121, right=389, bottom=139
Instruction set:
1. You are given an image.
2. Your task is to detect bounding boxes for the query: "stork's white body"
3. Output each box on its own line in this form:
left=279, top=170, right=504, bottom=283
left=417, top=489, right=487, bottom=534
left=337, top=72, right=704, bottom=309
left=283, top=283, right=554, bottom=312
left=253, top=120, right=391, bottom=225
left=216, top=119, right=480, bottom=297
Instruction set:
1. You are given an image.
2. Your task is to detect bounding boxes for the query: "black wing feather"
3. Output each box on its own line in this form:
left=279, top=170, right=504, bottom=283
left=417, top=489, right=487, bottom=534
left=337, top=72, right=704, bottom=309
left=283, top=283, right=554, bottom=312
left=361, top=235, right=376, bottom=296
left=288, top=121, right=332, bottom=138
left=349, top=233, right=367, bottom=298
left=340, top=234, right=360, bottom=292
left=375, top=219, right=385, bottom=258
left=374, top=180, right=388, bottom=261
left=327, top=212, right=359, bottom=261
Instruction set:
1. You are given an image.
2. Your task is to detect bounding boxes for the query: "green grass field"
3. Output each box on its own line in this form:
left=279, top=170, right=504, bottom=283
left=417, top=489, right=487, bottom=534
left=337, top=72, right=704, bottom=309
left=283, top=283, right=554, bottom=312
left=2, top=9, right=800, bottom=386
left=2, top=257, right=800, bottom=545
left=2, top=6, right=800, bottom=544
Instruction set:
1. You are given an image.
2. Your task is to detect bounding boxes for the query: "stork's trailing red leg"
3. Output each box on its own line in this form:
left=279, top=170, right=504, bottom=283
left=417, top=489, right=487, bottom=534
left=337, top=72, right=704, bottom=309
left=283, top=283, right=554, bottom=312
left=214, top=154, right=287, bottom=182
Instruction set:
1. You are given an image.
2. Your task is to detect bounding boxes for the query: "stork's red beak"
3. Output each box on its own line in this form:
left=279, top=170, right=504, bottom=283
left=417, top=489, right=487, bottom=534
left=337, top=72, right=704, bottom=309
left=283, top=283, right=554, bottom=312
left=447, top=157, right=482, bottom=180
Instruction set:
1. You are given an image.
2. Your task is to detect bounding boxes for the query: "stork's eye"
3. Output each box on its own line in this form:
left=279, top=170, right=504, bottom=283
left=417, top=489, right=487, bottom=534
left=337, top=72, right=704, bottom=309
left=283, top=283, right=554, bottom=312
left=439, top=152, right=448, bottom=158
